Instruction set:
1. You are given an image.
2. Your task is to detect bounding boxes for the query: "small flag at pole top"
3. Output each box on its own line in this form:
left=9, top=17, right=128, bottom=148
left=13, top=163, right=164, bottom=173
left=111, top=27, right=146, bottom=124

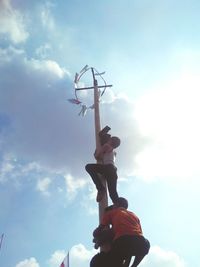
left=59, top=252, right=69, bottom=267
left=68, top=98, right=82, bottom=105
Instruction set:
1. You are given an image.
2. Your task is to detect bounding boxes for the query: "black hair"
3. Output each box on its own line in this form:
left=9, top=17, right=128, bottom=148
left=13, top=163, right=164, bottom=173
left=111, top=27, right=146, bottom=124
left=111, top=136, right=121, bottom=148
left=115, top=197, right=128, bottom=209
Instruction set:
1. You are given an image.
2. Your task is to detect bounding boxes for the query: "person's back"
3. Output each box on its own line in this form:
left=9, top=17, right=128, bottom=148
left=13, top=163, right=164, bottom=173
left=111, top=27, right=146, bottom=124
left=94, top=138, right=118, bottom=166
left=102, top=147, right=116, bottom=165
left=98, top=198, right=150, bottom=267
left=102, top=207, right=143, bottom=240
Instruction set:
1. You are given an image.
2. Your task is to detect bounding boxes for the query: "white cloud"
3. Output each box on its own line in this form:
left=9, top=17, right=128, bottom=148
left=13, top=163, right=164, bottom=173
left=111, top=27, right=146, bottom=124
left=64, top=174, right=88, bottom=200
left=0, top=154, right=29, bottom=184
left=0, top=153, right=15, bottom=183
left=49, top=250, right=66, bottom=267
left=0, top=47, right=142, bottom=168
left=0, top=152, right=50, bottom=186
left=142, top=246, right=186, bottom=267
left=36, top=177, right=51, bottom=195
left=15, top=257, right=40, bottom=267
left=70, top=244, right=96, bottom=267
left=134, top=72, right=200, bottom=184
left=0, top=46, right=78, bottom=173
left=81, top=186, right=98, bottom=215
left=48, top=245, right=96, bottom=267
left=40, top=2, right=55, bottom=31
left=49, top=244, right=186, bottom=267
left=20, top=161, right=42, bottom=174
left=100, top=96, right=148, bottom=177
left=30, top=58, right=68, bottom=79
left=0, top=0, right=29, bottom=43
left=35, top=43, right=52, bottom=59
left=15, top=245, right=186, bottom=267
left=0, top=46, right=147, bottom=191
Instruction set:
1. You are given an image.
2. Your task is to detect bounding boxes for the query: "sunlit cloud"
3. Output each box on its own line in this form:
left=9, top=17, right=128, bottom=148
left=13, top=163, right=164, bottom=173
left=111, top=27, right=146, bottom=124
left=0, top=46, right=146, bottom=184
left=15, top=257, right=40, bottom=267
left=30, top=58, right=68, bottom=78
left=0, top=154, right=36, bottom=185
left=70, top=244, right=96, bottom=267
left=48, top=250, right=66, bottom=267
left=55, top=244, right=186, bottom=267
left=0, top=0, right=29, bottom=43
left=64, top=174, right=88, bottom=200
left=3, top=44, right=200, bottom=192
left=40, top=1, right=55, bottom=31
left=36, top=177, right=51, bottom=196
left=142, top=246, right=186, bottom=267
left=15, top=245, right=186, bottom=267
left=81, top=186, right=98, bottom=215
left=134, top=71, right=200, bottom=184
left=47, top=244, right=96, bottom=267
left=35, top=43, right=52, bottom=59
left=0, top=153, right=15, bottom=183
left=2, top=2, right=198, bottom=267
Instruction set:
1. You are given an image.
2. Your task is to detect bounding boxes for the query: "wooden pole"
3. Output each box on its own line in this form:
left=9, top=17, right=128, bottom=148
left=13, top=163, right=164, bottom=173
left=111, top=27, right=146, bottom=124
left=92, top=68, right=108, bottom=224
left=73, top=66, right=113, bottom=252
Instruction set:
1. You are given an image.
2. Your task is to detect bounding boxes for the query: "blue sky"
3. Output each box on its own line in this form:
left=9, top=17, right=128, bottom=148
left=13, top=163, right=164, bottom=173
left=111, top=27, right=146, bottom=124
left=0, top=0, right=200, bottom=267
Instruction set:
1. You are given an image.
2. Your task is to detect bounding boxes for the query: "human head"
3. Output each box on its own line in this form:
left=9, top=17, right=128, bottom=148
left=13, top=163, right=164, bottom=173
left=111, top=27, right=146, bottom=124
left=115, top=197, right=128, bottom=209
left=110, top=136, right=121, bottom=148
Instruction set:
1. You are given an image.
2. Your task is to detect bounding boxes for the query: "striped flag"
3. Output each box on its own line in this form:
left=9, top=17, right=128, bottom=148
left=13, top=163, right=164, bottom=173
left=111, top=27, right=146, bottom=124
left=60, top=252, right=69, bottom=267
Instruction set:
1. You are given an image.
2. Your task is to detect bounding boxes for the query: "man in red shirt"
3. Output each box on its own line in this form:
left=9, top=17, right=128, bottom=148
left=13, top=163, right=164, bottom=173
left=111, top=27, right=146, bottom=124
left=94, top=197, right=150, bottom=267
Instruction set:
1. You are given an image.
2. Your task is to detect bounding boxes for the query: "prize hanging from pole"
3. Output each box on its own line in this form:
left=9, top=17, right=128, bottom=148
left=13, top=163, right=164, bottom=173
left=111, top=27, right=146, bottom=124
left=68, top=65, right=112, bottom=116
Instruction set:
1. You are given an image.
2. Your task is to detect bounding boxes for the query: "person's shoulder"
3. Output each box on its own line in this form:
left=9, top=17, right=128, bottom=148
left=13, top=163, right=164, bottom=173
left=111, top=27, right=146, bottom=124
left=103, top=206, right=118, bottom=218
left=109, top=207, right=122, bottom=215
left=127, top=210, right=140, bottom=219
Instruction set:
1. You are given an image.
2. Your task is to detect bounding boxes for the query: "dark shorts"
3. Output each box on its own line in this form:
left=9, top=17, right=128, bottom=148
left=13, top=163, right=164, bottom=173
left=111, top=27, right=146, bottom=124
left=90, top=252, right=110, bottom=267
left=112, top=235, right=150, bottom=257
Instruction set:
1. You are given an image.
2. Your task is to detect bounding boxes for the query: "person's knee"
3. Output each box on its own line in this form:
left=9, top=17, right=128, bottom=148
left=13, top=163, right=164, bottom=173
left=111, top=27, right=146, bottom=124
left=144, top=239, right=150, bottom=255
left=85, top=164, right=92, bottom=172
left=137, top=239, right=150, bottom=258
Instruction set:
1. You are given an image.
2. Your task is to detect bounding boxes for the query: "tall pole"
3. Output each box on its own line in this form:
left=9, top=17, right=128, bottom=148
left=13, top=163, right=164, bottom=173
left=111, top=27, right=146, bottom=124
left=92, top=68, right=108, bottom=224
left=73, top=66, right=112, bottom=251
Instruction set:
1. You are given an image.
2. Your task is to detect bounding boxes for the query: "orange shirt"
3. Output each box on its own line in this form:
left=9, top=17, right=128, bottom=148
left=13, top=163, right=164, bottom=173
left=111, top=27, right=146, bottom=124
left=101, top=207, right=143, bottom=240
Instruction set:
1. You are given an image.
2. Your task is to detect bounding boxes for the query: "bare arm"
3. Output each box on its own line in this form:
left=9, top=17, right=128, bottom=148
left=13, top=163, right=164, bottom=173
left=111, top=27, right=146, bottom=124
left=94, top=148, right=103, bottom=160
left=93, top=224, right=107, bottom=237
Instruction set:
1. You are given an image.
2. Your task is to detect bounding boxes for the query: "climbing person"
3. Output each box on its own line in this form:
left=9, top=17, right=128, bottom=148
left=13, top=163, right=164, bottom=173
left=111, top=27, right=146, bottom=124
left=93, top=205, right=115, bottom=249
left=85, top=126, right=121, bottom=203
left=90, top=226, right=113, bottom=267
left=90, top=205, right=114, bottom=267
left=91, top=204, right=131, bottom=267
left=94, top=197, right=150, bottom=267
